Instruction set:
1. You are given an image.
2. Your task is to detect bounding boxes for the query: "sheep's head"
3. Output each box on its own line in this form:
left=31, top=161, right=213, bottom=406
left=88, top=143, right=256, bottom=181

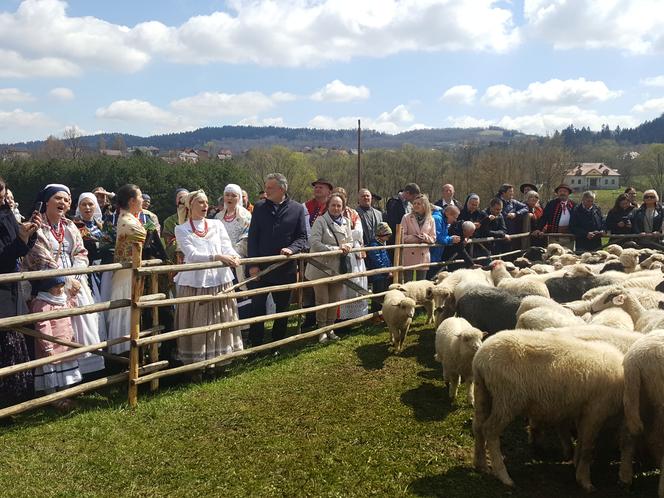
left=514, top=257, right=532, bottom=269
left=545, top=243, right=566, bottom=260
left=559, top=254, right=579, bottom=266
left=388, top=283, right=405, bottom=291
left=620, top=249, right=640, bottom=269
left=432, top=271, right=449, bottom=285
left=455, top=328, right=487, bottom=353
left=604, top=244, right=623, bottom=256
left=564, top=264, right=594, bottom=278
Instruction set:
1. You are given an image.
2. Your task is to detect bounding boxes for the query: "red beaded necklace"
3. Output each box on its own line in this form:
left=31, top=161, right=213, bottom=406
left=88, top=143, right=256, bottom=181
left=223, top=209, right=236, bottom=222
left=49, top=218, right=65, bottom=244
left=189, top=218, right=209, bottom=237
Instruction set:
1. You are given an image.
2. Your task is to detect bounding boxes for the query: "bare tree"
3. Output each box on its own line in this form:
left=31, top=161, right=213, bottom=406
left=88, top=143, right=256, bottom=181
left=36, top=135, right=67, bottom=160
left=62, top=126, right=84, bottom=161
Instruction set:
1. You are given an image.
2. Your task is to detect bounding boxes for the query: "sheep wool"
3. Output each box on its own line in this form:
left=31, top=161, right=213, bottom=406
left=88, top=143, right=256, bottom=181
left=381, top=289, right=417, bottom=353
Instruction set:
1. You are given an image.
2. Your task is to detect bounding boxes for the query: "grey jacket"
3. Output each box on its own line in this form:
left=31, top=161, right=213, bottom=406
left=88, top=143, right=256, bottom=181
left=304, top=212, right=353, bottom=281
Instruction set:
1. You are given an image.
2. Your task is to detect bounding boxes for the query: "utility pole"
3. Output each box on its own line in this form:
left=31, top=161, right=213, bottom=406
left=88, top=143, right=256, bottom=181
left=357, top=119, right=361, bottom=191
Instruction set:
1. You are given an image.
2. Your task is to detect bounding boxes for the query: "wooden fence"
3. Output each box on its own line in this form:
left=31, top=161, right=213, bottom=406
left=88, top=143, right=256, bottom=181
left=0, top=223, right=661, bottom=419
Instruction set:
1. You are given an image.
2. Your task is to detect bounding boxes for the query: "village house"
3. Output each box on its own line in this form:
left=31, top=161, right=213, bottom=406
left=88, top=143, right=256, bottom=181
left=564, top=162, right=621, bottom=191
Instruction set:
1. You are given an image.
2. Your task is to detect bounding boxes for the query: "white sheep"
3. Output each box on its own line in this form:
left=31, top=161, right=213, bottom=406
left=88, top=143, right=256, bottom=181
left=621, top=330, right=664, bottom=495
left=620, top=248, right=642, bottom=273
left=606, top=290, right=664, bottom=333
left=389, top=280, right=435, bottom=324
left=544, top=243, right=569, bottom=261
left=530, top=263, right=556, bottom=274
left=542, top=325, right=642, bottom=353
left=430, top=268, right=493, bottom=315
left=588, top=307, right=634, bottom=330
left=434, top=317, right=485, bottom=406
left=516, top=295, right=574, bottom=319
left=605, top=244, right=623, bottom=256
left=515, top=307, right=586, bottom=330
left=472, top=329, right=626, bottom=491
left=381, top=289, right=417, bottom=353
left=489, top=260, right=550, bottom=298
left=640, top=253, right=664, bottom=270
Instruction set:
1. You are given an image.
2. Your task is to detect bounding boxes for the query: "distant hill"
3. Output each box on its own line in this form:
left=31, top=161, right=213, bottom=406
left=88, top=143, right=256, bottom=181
left=3, top=125, right=534, bottom=153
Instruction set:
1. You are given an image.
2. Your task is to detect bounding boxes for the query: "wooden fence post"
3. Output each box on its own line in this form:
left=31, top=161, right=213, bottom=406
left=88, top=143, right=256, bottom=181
left=297, top=259, right=305, bottom=333
left=128, top=242, right=144, bottom=408
left=521, top=215, right=532, bottom=251
left=149, top=273, right=160, bottom=392
left=393, top=224, right=403, bottom=284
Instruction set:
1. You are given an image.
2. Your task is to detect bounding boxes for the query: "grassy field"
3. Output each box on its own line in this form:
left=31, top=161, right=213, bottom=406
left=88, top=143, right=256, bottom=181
left=0, top=317, right=659, bottom=497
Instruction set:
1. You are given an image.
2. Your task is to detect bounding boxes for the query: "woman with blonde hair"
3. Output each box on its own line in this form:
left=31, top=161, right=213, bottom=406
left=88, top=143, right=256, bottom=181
left=400, top=193, right=436, bottom=281
left=631, top=189, right=664, bottom=250
left=174, top=190, right=241, bottom=368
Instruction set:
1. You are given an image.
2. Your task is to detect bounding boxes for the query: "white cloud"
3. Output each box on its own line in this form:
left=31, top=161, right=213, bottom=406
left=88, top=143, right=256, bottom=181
left=441, top=85, right=477, bottom=104
left=237, top=116, right=286, bottom=126
left=632, top=97, right=664, bottom=114
left=0, top=108, right=55, bottom=129
left=0, top=48, right=80, bottom=78
left=482, top=78, right=621, bottom=108
left=0, top=0, right=520, bottom=79
left=309, top=104, right=416, bottom=134
left=311, top=80, right=370, bottom=102
left=524, top=0, right=664, bottom=54
left=95, top=99, right=192, bottom=133
left=170, top=91, right=291, bottom=118
left=641, top=75, right=664, bottom=87
left=0, top=88, right=33, bottom=103
left=448, top=106, right=638, bottom=135
left=0, top=0, right=151, bottom=74
left=49, top=87, right=75, bottom=101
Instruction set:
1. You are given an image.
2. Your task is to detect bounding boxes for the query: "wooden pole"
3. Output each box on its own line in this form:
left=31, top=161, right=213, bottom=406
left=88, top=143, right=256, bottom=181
left=357, top=119, right=361, bottom=192
left=393, top=223, right=403, bottom=284
left=128, top=242, right=144, bottom=408
left=0, top=299, right=131, bottom=330
left=297, top=259, right=305, bottom=333
left=149, top=273, right=160, bottom=392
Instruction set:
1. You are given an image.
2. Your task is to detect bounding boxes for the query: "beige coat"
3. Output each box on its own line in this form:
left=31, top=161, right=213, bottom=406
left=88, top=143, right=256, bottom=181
left=305, top=212, right=354, bottom=281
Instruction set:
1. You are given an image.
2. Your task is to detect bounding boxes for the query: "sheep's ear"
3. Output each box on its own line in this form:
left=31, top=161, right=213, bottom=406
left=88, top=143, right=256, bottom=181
left=481, top=332, right=488, bottom=339
left=658, top=301, right=664, bottom=310
left=426, top=288, right=434, bottom=300
left=612, top=294, right=626, bottom=305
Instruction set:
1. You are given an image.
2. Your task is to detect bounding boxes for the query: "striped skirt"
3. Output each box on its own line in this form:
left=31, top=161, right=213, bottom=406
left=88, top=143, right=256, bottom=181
left=175, top=283, right=242, bottom=365
left=34, top=360, right=82, bottom=393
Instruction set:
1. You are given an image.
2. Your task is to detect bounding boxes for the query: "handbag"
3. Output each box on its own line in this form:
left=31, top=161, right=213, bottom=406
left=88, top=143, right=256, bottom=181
left=326, top=220, right=351, bottom=274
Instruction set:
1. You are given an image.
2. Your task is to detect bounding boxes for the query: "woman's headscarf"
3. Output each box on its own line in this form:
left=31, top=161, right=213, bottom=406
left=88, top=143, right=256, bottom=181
left=37, top=183, right=71, bottom=212
left=178, top=189, right=207, bottom=224
left=75, top=192, right=102, bottom=219
left=223, top=184, right=242, bottom=199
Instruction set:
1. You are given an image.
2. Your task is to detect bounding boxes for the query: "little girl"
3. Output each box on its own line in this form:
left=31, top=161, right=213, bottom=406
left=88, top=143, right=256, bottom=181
left=30, top=276, right=82, bottom=410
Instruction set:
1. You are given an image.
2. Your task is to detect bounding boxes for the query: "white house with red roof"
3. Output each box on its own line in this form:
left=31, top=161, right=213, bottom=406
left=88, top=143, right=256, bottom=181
left=564, top=162, right=621, bottom=191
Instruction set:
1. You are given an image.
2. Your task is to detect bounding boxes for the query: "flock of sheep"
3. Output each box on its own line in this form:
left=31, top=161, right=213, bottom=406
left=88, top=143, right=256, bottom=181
left=382, top=243, right=664, bottom=495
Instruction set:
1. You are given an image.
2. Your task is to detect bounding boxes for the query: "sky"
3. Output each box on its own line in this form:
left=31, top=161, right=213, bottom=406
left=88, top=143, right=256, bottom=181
left=1, top=0, right=664, bottom=143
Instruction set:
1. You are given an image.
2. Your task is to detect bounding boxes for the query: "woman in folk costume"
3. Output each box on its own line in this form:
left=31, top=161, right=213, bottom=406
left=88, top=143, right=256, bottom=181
left=174, top=190, right=242, bottom=366
left=73, top=192, right=109, bottom=340
left=105, top=184, right=147, bottom=355
left=214, top=183, right=252, bottom=350
left=23, top=184, right=105, bottom=376
left=332, top=187, right=369, bottom=320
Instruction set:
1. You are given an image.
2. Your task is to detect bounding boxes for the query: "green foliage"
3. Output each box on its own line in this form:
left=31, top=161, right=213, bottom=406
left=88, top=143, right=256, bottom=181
left=0, top=156, right=251, bottom=222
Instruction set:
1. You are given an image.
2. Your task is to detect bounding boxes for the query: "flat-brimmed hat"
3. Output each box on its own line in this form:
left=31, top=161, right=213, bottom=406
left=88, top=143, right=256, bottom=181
left=93, top=187, right=115, bottom=198
left=554, top=184, right=572, bottom=194
left=520, top=183, right=538, bottom=194
left=311, top=178, right=334, bottom=189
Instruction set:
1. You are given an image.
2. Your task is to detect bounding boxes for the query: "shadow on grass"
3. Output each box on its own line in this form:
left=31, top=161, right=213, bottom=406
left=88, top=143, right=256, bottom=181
left=400, top=381, right=452, bottom=422
left=355, top=341, right=391, bottom=370
left=400, top=327, right=438, bottom=370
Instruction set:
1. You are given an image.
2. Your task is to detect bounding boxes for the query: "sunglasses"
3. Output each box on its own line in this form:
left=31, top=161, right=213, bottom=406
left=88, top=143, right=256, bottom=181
left=644, top=195, right=656, bottom=199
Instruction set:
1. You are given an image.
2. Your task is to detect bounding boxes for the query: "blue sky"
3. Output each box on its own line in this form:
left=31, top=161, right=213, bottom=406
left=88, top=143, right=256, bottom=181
left=1, top=0, right=664, bottom=143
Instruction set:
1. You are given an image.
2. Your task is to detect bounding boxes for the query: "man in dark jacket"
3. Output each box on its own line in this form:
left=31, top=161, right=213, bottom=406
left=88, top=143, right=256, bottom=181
left=536, top=183, right=575, bottom=249
left=385, top=183, right=420, bottom=245
left=480, top=198, right=510, bottom=255
left=434, top=183, right=462, bottom=210
left=247, top=173, right=308, bottom=346
left=569, top=191, right=604, bottom=252
left=357, top=188, right=383, bottom=247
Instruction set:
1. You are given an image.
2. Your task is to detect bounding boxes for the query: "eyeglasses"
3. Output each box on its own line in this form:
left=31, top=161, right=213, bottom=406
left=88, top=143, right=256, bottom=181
left=644, top=195, right=656, bottom=199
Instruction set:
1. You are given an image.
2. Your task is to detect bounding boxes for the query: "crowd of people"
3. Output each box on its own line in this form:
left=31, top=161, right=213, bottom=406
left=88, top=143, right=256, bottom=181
left=1, top=173, right=662, bottom=416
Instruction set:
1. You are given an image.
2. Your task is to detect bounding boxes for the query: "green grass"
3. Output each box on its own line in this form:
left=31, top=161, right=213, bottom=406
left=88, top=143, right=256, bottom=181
left=0, top=317, right=658, bottom=497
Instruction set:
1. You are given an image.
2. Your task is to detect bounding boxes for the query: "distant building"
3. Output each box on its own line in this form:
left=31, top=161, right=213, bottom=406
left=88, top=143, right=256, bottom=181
left=127, top=146, right=160, bottom=157
left=178, top=149, right=199, bottom=163
left=100, top=149, right=125, bottom=157
left=1, top=148, right=31, bottom=161
left=564, top=162, right=621, bottom=191
left=622, top=151, right=640, bottom=160
left=216, top=149, right=232, bottom=160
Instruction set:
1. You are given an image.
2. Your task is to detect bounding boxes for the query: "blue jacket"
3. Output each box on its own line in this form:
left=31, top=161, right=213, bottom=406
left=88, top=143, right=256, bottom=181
left=366, top=239, right=391, bottom=282
left=430, top=209, right=454, bottom=262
